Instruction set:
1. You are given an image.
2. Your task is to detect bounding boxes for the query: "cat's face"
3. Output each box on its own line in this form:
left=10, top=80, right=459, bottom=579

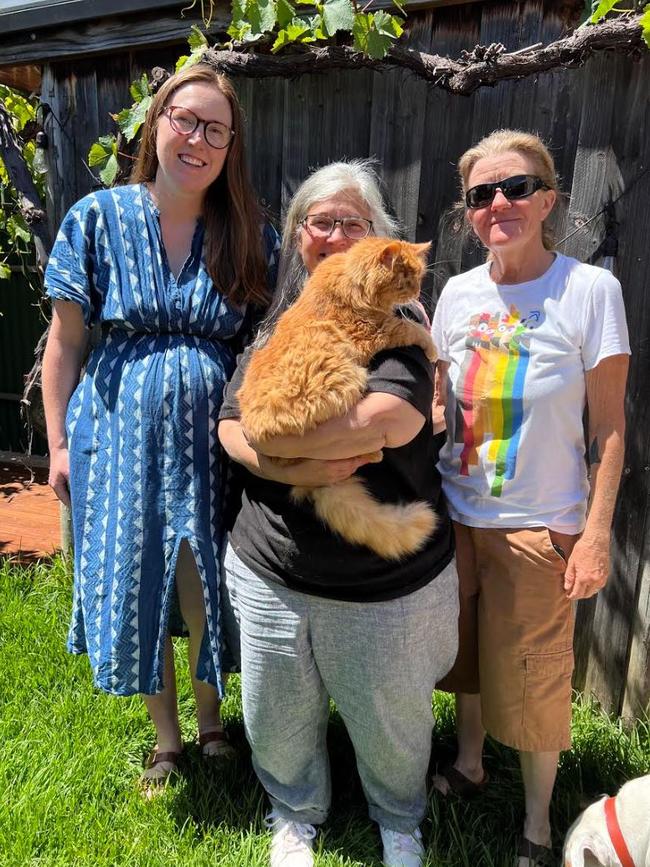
left=348, top=238, right=430, bottom=309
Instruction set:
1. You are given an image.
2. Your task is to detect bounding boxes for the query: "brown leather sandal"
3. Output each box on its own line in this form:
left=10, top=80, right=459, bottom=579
left=139, top=747, right=183, bottom=793
left=199, top=728, right=236, bottom=760
left=516, top=836, right=554, bottom=867
left=439, top=763, right=490, bottom=799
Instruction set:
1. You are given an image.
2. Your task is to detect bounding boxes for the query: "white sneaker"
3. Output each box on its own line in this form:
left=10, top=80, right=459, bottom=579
left=380, top=825, right=425, bottom=867
left=266, top=811, right=317, bottom=867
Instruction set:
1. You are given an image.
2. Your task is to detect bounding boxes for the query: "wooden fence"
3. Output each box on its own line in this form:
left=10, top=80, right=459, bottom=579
left=36, top=0, right=650, bottom=718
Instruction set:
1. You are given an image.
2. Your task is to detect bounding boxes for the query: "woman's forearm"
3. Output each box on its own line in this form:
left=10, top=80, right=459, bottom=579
left=582, top=428, right=625, bottom=542
left=248, top=393, right=424, bottom=460
left=218, top=418, right=287, bottom=482
left=582, top=354, right=628, bottom=543
left=218, top=418, right=380, bottom=487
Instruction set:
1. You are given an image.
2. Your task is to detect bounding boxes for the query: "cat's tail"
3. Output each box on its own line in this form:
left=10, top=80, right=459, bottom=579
left=291, top=476, right=437, bottom=560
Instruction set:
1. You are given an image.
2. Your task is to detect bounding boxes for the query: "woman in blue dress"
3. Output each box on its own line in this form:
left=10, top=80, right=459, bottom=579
left=41, top=64, right=278, bottom=789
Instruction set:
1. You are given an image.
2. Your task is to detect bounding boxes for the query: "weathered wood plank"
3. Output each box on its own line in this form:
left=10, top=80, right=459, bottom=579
left=369, top=14, right=433, bottom=241
left=417, top=6, right=480, bottom=308
left=0, top=10, right=229, bottom=67
left=566, top=53, right=639, bottom=714
left=234, top=77, right=286, bottom=224
left=612, top=54, right=650, bottom=721
left=279, top=68, right=373, bottom=223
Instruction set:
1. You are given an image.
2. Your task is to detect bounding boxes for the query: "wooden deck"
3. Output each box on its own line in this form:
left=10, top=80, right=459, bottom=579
left=0, top=461, right=61, bottom=561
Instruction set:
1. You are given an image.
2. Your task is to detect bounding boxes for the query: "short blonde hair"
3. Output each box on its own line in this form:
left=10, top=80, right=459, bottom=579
left=458, top=129, right=559, bottom=250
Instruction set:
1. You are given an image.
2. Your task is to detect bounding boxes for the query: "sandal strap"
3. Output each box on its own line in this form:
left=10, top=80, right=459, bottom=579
left=147, top=749, right=182, bottom=768
left=441, top=763, right=489, bottom=798
left=517, top=836, right=554, bottom=867
left=199, top=729, right=229, bottom=748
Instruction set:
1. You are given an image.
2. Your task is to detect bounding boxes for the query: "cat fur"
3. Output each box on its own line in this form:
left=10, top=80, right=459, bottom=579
left=237, top=237, right=438, bottom=560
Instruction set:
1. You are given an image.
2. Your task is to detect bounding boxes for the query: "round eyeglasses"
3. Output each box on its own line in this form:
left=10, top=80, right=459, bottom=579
left=302, top=214, right=373, bottom=240
left=162, top=105, right=235, bottom=150
left=465, top=174, right=549, bottom=209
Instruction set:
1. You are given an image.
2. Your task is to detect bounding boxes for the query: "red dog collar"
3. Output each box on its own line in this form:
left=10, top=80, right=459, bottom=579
left=604, top=795, right=635, bottom=867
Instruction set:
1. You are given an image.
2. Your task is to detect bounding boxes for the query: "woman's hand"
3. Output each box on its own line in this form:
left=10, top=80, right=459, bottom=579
left=258, top=452, right=382, bottom=487
left=49, top=446, right=71, bottom=507
left=563, top=535, right=610, bottom=600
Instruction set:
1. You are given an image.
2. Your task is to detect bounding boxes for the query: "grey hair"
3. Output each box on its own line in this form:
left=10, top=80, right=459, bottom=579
left=254, top=159, right=401, bottom=347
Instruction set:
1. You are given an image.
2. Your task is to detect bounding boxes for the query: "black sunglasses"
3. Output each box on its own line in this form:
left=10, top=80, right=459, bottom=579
left=465, top=174, right=549, bottom=209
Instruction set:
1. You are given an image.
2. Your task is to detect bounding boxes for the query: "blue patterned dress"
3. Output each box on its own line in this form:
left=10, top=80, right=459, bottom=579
left=44, top=183, right=279, bottom=696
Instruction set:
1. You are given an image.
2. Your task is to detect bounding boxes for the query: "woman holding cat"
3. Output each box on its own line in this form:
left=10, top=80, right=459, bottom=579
left=42, top=64, right=278, bottom=791
left=218, top=160, right=455, bottom=867
left=431, top=129, right=629, bottom=867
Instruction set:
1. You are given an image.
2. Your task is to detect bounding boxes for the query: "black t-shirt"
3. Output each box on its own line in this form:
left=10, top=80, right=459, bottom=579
left=219, top=344, right=453, bottom=602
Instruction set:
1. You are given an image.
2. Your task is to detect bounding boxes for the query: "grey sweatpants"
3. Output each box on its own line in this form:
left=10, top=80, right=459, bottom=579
left=222, top=544, right=459, bottom=832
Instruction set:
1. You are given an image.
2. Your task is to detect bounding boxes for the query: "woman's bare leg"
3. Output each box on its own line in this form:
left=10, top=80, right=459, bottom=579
left=517, top=750, right=557, bottom=864
left=175, top=539, right=232, bottom=756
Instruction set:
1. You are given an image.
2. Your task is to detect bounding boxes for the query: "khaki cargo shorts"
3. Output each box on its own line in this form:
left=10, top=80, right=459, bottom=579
left=437, top=521, right=579, bottom=752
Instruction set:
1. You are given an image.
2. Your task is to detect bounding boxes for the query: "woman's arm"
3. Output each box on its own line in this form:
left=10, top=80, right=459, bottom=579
left=218, top=418, right=380, bottom=486
left=564, top=353, right=629, bottom=600
left=42, top=300, right=88, bottom=506
left=245, top=392, right=426, bottom=460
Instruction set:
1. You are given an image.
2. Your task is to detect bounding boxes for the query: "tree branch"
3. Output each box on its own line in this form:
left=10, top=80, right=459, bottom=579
left=0, top=102, right=52, bottom=269
left=203, top=13, right=646, bottom=93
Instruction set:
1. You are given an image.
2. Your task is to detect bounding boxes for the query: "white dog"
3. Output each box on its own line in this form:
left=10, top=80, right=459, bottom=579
left=563, top=774, right=650, bottom=867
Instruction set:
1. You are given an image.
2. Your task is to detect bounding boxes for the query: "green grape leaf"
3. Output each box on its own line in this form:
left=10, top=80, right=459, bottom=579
left=98, top=134, right=115, bottom=149
left=0, top=262, right=11, bottom=280
left=353, top=11, right=402, bottom=58
left=188, top=24, right=209, bottom=49
left=88, top=138, right=115, bottom=167
left=176, top=45, right=209, bottom=72
left=308, top=13, right=328, bottom=39
left=277, top=0, right=296, bottom=28
left=129, top=73, right=151, bottom=103
left=589, top=0, right=622, bottom=23
left=8, top=215, right=31, bottom=244
left=99, top=153, right=119, bottom=187
left=247, top=0, right=278, bottom=36
left=372, top=9, right=403, bottom=37
left=227, top=21, right=253, bottom=41
left=322, top=0, right=354, bottom=35
left=641, top=4, right=650, bottom=48
left=272, top=18, right=315, bottom=51
left=117, top=95, right=153, bottom=142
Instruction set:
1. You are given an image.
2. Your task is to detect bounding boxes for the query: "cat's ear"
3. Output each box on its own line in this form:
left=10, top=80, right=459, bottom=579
left=379, top=241, right=403, bottom=271
left=413, top=241, right=431, bottom=261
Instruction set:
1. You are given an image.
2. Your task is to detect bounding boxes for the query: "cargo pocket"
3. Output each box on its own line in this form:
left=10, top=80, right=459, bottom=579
left=522, top=647, right=574, bottom=749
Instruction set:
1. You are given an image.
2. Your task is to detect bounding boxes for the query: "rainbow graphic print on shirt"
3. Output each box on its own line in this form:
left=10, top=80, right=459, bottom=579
left=454, top=304, right=539, bottom=496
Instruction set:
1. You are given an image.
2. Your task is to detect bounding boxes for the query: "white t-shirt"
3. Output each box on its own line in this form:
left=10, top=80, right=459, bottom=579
left=431, top=253, right=630, bottom=533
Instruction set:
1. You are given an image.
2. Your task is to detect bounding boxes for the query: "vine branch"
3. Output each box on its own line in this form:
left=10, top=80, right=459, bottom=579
left=201, top=13, right=646, bottom=93
left=0, top=102, right=51, bottom=268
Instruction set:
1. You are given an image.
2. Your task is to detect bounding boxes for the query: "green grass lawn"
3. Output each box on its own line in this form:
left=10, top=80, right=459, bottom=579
left=1, top=556, right=649, bottom=867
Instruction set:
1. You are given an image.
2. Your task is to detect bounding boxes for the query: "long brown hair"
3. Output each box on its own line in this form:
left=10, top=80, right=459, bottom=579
left=130, top=64, right=269, bottom=306
left=458, top=129, right=560, bottom=251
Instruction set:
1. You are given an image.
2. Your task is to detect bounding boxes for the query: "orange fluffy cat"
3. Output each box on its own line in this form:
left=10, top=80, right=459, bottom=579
left=237, top=237, right=438, bottom=560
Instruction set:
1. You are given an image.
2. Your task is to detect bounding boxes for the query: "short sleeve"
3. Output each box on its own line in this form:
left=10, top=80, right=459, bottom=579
left=367, top=346, right=433, bottom=418
left=44, top=198, right=99, bottom=327
left=581, top=269, right=631, bottom=371
left=430, top=285, right=451, bottom=363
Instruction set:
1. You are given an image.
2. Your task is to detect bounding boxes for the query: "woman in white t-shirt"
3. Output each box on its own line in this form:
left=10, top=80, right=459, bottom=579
left=431, top=129, right=629, bottom=867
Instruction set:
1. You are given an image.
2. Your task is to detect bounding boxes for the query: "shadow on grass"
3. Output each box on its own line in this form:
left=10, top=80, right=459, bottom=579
left=167, top=716, right=386, bottom=865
